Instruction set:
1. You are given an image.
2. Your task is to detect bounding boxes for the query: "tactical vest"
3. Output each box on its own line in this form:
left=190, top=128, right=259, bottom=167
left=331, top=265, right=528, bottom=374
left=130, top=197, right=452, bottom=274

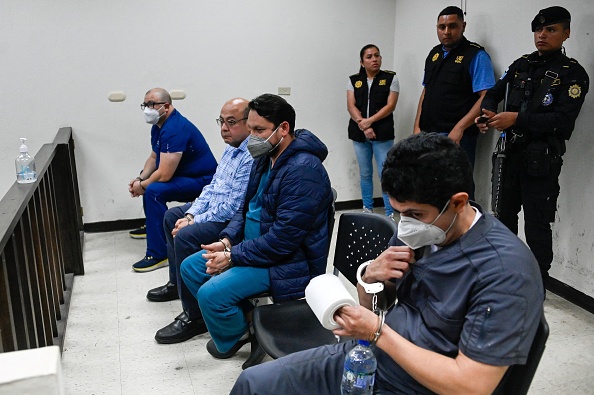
left=420, top=37, right=482, bottom=135
left=507, top=51, right=574, bottom=146
left=348, top=70, right=396, bottom=142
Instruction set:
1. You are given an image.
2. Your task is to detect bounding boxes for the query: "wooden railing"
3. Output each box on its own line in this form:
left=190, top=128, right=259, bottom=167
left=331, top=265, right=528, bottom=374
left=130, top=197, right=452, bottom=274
left=0, top=127, right=83, bottom=353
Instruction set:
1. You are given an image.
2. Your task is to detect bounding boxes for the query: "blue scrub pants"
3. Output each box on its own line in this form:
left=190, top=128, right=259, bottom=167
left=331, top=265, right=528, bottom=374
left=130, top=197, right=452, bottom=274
left=352, top=139, right=394, bottom=215
left=163, top=204, right=228, bottom=318
left=143, top=175, right=212, bottom=259
left=180, top=250, right=270, bottom=353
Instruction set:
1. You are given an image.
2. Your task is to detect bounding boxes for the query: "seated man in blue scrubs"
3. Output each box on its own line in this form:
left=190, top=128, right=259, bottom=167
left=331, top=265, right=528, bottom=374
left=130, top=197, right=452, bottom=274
left=179, top=94, right=333, bottom=366
left=128, top=87, right=217, bottom=272
left=231, top=133, right=543, bottom=394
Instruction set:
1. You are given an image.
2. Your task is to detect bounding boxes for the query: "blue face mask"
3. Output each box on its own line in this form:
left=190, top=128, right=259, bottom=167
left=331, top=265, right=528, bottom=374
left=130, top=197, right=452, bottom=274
left=247, top=124, right=284, bottom=158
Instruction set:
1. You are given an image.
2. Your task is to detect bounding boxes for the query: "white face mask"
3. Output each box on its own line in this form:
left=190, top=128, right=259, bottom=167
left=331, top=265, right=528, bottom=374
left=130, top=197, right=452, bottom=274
left=397, top=200, right=457, bottom=249
left=143, top=105, right=164, bottom=125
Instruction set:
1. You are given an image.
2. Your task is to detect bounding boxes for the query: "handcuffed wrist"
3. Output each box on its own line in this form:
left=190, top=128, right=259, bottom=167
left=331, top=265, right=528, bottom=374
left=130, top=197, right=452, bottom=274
left=369, top=309, right=385, bottom=345
left=224, top=250, right=233, bottom=267
left=220, top=238, right=231, bottom=252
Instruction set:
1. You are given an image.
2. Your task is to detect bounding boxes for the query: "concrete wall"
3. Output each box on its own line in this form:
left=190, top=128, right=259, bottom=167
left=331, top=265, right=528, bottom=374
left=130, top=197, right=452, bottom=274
left=0, top=0, right=396, bottom=222
left=1, top=0, right=593, bottom=296
left=392, top=0, right=594, bottom=297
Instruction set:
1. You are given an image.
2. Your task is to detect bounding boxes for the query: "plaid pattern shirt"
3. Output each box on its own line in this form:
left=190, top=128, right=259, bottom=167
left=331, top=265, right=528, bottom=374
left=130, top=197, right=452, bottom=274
left=185, top=138, right=253, bottom=223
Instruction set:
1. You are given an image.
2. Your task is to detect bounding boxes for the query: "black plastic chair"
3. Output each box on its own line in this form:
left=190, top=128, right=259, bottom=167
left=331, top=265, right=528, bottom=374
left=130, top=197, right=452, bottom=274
left=492, top=313, right=549, bottom=395
left=251, top=212, right=398, bottom=359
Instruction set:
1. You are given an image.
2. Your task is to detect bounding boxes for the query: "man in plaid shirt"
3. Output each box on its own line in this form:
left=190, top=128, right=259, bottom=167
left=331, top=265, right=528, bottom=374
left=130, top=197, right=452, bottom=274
left=146, top=98, right=254, bottom=344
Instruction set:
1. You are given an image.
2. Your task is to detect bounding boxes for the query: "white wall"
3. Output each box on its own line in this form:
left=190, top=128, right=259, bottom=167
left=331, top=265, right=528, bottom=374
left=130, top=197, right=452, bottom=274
left=1, top=1, right=594, bottom=297
left=393, top=0, right=594, bottom=297
left=0, top=0, right=396, bottom=221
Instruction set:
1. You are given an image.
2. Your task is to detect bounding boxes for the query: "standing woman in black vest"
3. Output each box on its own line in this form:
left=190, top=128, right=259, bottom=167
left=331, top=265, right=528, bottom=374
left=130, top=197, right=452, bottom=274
left=347, top=44, right=399, bottom=218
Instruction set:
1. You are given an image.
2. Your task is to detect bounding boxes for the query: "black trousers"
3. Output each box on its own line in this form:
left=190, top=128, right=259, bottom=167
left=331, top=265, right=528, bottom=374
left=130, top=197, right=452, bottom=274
left=497, top=147, right=563, bottom=287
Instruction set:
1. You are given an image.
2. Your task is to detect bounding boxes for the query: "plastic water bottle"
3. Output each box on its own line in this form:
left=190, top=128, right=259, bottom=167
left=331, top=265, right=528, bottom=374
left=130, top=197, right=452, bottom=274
left=341, top=340, right=377, bottom=394
left=15, top=137, right=37, bottom=184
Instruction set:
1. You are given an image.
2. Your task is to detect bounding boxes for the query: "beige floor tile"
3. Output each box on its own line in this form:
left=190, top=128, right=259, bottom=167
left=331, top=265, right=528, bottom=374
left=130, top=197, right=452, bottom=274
left=62, top=346, right=121, bottom=395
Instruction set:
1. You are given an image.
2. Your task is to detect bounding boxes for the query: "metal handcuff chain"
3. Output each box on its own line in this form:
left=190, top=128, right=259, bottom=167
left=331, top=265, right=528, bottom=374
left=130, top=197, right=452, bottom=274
left=356, top=260, right=385, bottom=311
left=356, top=260, right=387, bottom=344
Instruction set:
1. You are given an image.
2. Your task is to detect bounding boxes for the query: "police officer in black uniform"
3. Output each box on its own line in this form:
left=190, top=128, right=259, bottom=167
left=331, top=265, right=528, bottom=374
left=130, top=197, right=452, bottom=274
left=478, top=6, right=589, bottom=289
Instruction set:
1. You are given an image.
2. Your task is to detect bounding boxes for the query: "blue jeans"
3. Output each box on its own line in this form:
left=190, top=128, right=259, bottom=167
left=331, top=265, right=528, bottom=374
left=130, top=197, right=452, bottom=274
left=352, top=139, right=394, bottom=215
left=180, top=250, right=270, bottom=353
left=163, top=204, right=228, bottom=319
left=143, top=175, right=212, bottom=259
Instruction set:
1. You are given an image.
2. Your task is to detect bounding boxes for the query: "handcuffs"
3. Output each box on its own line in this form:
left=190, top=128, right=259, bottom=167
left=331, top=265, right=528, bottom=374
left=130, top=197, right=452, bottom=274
left=356, top=260, right=386, bottom=344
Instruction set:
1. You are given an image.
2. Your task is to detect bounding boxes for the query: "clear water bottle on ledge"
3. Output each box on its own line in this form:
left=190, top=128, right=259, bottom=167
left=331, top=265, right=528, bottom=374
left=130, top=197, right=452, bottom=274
left=341, top=339, right=377, bottom=394
left=15, top=137, right=37, bottom=184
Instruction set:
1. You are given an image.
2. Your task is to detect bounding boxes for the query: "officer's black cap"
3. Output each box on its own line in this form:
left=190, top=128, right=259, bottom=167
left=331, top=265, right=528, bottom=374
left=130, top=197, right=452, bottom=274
left=531, top=6, right=571, bottom=32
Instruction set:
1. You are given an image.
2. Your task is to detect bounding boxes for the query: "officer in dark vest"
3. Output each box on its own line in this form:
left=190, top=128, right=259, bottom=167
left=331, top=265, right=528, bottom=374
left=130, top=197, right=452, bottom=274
left=478, top=6, right=589, bottom=290
left=414, top=6, right=495, bottom=181
left=347, top=44, right=399, bottom=217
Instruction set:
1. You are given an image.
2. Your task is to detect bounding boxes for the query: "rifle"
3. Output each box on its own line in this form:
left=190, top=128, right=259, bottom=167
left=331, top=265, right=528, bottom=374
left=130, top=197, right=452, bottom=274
left=491, top=83, right=509, bottom=218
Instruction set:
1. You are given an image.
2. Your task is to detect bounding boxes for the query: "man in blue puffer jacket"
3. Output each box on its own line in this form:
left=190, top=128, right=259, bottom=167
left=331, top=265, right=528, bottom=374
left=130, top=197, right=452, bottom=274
left=178, top=94, right=333, bottom=363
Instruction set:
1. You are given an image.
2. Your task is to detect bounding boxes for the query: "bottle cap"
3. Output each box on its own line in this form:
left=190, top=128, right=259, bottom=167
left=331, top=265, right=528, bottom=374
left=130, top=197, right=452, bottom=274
left=20, top=138, right=28, bottom=153
left=358, top=340, right=370, bottom=347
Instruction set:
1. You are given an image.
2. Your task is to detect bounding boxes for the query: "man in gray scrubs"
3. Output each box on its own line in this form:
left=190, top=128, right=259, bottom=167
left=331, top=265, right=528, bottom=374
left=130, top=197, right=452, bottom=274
left=231, top=133, right=543, bottom=394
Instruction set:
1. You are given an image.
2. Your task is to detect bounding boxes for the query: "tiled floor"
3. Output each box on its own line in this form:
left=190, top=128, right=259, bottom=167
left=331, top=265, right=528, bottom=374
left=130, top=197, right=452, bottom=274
left=62, top=212, right=594, bottom=394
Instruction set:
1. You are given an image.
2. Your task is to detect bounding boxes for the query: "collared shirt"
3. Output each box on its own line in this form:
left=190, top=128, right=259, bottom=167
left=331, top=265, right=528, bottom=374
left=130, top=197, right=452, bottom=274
left=185, top=137, right=253, bottom=223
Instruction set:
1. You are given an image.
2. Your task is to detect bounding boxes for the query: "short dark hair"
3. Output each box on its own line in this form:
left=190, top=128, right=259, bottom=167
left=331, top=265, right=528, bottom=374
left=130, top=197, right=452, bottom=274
left=438, top=6, right=464, bottom=21
left=248, top=94, right=296, bottom=134
left=381, top=134, right=474, bottom=209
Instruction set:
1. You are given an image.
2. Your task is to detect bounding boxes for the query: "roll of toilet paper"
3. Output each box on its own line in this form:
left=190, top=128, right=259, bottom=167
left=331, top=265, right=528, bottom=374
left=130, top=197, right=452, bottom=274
left=305, top=274, right=357, bottom=330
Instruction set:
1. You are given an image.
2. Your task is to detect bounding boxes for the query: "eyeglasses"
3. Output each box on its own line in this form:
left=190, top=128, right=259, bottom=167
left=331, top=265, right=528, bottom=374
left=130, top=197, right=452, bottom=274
left=140, top=101, right=166, bottom=110
left=216, top=117, right=248, bottom=127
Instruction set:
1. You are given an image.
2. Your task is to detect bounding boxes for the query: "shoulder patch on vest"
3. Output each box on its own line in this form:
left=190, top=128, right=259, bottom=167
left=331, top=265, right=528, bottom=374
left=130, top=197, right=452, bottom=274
left=568, top=84, right=582, bottom=99
left=383, top=70, right=396, bottom=74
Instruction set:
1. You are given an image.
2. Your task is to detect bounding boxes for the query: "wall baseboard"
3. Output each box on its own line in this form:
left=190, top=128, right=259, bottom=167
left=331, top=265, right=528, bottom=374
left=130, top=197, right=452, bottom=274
left=83, top=198, right=381, bottom=232
left=548, top=277, right=594, bottom=315
left=335, top=197, right=384, bottom=212
left=84, top=218, right=145, bottom=233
